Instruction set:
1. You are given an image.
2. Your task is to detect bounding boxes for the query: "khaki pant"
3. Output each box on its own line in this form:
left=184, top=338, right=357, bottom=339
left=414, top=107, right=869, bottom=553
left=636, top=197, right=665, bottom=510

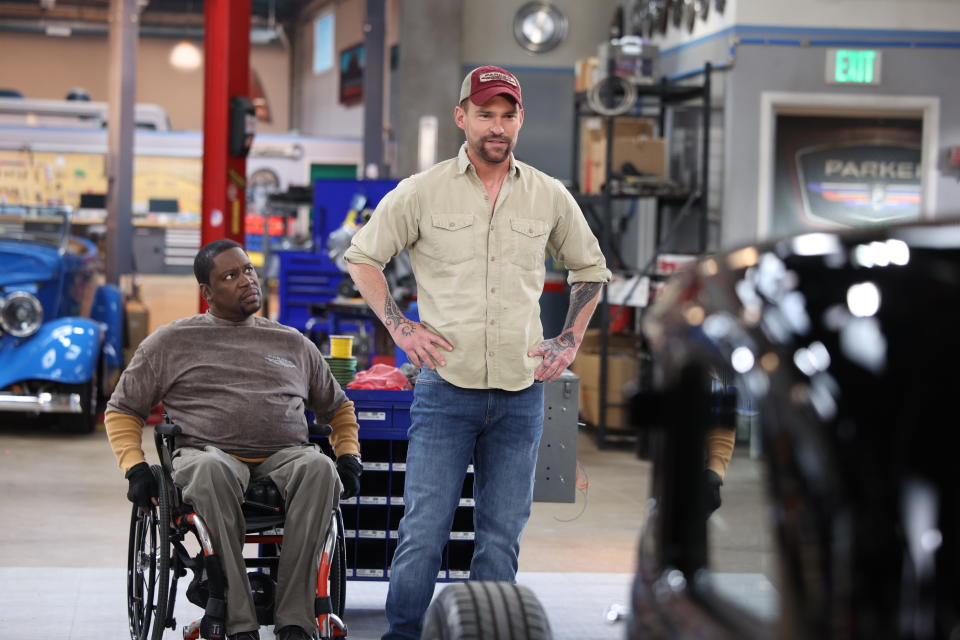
left=172, top=444, right=341, bottom=635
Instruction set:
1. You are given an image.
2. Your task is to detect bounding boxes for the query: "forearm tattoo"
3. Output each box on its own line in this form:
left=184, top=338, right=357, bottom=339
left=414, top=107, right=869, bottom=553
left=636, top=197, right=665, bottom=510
left=383, top=293, right=416, bottom=336
left=563, top=282, right=603, bottom=331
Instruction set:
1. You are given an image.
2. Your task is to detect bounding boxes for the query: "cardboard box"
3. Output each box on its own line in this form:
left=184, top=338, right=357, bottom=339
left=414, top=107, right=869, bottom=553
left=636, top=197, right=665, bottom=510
left=579, top=116, right=666, bottom=194
left=574, top=57, right=599, bottom=92
left=570, top=330, right=640, bottom=429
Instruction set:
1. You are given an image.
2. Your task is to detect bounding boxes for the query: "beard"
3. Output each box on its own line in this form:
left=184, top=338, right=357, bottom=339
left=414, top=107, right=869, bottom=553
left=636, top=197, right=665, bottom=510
left=238, top=287, right=262, bottom=316
left=471, top=135, right=513, bottom=164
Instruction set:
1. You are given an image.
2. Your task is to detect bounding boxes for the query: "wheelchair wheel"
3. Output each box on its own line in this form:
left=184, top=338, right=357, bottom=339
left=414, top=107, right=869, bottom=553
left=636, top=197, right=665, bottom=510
left=127, top=466, right=173, bottom=640
left=329, top=509, right=347, bottom=619
left=422, top=582, right=552, bottom=640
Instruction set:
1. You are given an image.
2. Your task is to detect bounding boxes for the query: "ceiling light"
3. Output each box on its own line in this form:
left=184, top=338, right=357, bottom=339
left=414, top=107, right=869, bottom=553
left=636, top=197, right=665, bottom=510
left=169, top=40, right=202, bottom=71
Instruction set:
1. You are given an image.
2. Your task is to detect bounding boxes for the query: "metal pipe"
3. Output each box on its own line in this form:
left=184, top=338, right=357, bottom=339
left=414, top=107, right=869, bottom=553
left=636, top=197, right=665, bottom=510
left=362, top=0, right=387, bottom=178
left=105, top=0, right=137, bottom=286
left=700, top=63, right=712, bottom=253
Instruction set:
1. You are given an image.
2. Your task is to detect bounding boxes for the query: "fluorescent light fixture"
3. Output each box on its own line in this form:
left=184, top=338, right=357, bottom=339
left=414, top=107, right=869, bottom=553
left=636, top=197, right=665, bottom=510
left=45, top=25, right=71, bottom=37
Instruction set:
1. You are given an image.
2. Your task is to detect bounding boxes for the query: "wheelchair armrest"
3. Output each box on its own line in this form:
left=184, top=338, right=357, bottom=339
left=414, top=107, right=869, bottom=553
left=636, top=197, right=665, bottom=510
left=156, top=422, right=182, bottom=436
left=309, top=422, right=332, bottom=437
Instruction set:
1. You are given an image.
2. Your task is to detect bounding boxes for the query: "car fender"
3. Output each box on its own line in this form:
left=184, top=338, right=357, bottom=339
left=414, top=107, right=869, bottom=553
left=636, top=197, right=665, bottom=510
left=90, top=283, right=124, bottom=371
left=0, top=318, right=103, bottom=388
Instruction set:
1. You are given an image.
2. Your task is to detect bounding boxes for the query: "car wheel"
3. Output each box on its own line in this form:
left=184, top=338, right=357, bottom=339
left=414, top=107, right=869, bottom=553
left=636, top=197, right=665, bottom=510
left=61, top=369, right=99, bottom=434
left=422, top=582, right=552, bottom=640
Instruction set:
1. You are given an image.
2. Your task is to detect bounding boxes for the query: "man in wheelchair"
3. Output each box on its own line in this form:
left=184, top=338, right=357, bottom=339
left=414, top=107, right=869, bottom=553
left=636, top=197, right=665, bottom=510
left=105, top=239, right=362, bottom=640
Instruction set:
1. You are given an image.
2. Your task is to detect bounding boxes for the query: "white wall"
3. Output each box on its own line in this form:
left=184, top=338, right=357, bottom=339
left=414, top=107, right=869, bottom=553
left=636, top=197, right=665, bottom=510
left=736, top=0, right=960, bottom=31
left=644, top=0, right=740, bottom=53
left=461, top=0, right=618, bottom=67
left=648, top=0, right=960, bottom=58
left=291, top=0, right=400, bottom=138
left=0, top=32, right=290, bottom=133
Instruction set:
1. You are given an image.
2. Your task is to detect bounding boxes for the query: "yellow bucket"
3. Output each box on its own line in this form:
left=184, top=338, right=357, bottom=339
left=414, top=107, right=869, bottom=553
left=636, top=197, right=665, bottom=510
left=329, top=335, right=354, bottom=359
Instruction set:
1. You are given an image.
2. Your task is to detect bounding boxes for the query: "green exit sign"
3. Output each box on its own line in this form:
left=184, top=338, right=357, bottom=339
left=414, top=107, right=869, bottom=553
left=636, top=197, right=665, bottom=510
left=827, top=49, right=882, bottom=85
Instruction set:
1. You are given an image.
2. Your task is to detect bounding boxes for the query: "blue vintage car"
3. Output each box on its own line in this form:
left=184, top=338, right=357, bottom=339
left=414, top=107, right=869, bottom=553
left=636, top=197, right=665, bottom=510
left=0, top=207, right=124, bottom=432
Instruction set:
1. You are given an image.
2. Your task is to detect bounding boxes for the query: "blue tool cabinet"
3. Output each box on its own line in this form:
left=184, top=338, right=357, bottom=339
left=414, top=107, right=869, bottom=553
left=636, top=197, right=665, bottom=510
left=339, top=372, right=580, bottom=581
left=342, top=388, right=474, bottom=581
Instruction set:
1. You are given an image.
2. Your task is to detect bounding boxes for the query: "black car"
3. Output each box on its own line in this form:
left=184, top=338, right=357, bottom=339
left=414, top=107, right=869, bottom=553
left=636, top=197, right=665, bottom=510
left=422, top=219, right=960, bottom=640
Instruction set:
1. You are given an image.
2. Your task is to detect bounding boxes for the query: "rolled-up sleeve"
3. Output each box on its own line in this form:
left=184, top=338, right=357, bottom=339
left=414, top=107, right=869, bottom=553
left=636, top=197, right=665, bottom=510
left=344, top=177, right=421, bottom=270
left=549, top=182, right=612, bottom=284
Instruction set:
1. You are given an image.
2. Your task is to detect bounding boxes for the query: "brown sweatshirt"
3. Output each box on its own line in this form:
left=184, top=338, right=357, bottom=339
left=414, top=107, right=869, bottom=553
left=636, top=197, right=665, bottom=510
left=106, top=311, right=359, bottom=470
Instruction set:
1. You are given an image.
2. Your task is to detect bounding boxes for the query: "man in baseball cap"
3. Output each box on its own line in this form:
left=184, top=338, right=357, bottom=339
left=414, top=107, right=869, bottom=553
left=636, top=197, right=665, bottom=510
left=459, top=64, right=523, bottom=109
left=346, top=60, right=609, bottom=640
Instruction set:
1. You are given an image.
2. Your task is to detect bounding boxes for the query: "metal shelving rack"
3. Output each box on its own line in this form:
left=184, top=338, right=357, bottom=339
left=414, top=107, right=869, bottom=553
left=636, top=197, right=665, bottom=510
left=572, top=63, right=713, bottom=448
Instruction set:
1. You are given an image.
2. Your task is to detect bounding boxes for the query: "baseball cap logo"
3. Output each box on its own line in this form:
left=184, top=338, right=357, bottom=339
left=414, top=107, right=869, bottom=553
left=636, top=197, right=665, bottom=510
left=478, top=71, right=518, bottom=86
left=460, top=65, right=523, bottom=109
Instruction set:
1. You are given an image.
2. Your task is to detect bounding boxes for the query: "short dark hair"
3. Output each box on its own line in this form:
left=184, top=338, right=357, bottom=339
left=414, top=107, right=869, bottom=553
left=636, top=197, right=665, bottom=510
left=194, top=239, right=242, bottom=285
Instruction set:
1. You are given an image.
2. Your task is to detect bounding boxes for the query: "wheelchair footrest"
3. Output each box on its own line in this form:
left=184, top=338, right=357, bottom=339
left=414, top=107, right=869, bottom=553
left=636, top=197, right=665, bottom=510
left=326, top=613, right=348, bottom=638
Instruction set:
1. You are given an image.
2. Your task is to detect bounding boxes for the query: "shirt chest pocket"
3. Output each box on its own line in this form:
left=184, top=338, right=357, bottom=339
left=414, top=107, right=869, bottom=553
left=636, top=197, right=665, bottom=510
left=419, top=214, right=476, bottom=264
left=508, top=217, right=550, bottom=270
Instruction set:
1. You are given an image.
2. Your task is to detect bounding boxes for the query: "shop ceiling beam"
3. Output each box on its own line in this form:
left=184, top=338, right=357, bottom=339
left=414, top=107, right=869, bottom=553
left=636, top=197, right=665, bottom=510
left=0, top=2, right=108, bottom=20
left=104, top=0, right=137, bottom=285
left=200, top=0, right=251, bottom=309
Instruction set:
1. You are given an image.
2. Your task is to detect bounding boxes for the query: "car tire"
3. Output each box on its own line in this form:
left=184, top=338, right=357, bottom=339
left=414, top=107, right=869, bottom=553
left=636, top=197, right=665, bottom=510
left=422, top=582, right=552, bottom=640
left=61, top=369, right=99, bottom=434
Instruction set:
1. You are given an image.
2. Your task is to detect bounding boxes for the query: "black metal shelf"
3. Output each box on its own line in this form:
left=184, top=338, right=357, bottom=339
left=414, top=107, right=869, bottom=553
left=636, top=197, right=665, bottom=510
left=572, top=64, right=713, bottom=448
left=574, top=82, right=707, bottom=109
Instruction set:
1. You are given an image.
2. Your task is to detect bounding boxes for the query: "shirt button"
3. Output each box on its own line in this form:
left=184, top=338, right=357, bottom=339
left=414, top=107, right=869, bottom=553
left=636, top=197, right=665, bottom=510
left=490, top=256, right=496, bottom=262
left=448, top=222, right=455, bottom=228
left=488, top=351, right=495, bottom=357
left=528, top=228, right=534, bottom=233
left=490, top=319, right=496, bottom=325
left=490, top=287, right=496, bottom=293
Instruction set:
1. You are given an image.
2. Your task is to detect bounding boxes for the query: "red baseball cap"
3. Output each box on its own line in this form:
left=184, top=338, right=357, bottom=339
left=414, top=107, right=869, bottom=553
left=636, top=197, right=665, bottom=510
left=459, top=65, right=523, bottom=109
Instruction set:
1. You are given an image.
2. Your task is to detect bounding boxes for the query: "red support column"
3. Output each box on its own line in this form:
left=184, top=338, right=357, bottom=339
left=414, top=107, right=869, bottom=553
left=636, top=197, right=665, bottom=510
left=201, top=0, right=251, bottom=310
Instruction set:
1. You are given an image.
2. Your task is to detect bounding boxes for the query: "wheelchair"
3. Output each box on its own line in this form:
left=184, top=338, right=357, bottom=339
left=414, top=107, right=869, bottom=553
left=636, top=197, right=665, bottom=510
left=126, top=420, right=348, bottom=640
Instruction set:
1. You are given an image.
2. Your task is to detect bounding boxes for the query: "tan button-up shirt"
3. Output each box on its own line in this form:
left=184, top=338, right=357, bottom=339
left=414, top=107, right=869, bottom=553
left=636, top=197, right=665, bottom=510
left=345, top=143, right=610, bottom=391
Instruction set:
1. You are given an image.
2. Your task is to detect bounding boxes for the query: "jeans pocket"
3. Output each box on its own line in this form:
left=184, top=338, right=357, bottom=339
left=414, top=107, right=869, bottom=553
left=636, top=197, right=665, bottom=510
left=416, top=367, right=443, bottom=384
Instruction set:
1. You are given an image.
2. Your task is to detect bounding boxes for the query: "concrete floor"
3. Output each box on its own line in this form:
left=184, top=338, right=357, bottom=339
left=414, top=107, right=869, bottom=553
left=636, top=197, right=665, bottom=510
left=0, top=416, right=775, bottom=640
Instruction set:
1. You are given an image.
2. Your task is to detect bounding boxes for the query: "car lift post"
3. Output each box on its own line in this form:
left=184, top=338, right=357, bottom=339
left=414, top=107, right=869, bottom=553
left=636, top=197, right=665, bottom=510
left=200, top=0, right=252, bottom=311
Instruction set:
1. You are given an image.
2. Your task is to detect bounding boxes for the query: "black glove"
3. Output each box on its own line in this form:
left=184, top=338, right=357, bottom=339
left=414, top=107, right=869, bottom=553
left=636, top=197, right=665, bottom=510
left=703, top=468, right=723, bottom=516
left=125, top=461, right=157, bottom=508
left=336, top=455, right=362, bottom=500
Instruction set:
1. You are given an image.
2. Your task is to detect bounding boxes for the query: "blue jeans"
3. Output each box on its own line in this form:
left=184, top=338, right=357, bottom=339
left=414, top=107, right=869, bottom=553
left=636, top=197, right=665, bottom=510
left=382, top=368, right=544, bottom=640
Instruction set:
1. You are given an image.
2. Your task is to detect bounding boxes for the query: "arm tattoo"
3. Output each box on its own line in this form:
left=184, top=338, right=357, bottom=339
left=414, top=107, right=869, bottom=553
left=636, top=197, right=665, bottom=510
left=563, top=282, right=603, bottom=331
left=383, top=293, right=416, bottom=336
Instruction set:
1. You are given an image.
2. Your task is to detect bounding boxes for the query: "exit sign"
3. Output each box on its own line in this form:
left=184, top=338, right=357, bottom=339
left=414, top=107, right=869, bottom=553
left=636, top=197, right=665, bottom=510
left=826, top=49, right=882, bottom=85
